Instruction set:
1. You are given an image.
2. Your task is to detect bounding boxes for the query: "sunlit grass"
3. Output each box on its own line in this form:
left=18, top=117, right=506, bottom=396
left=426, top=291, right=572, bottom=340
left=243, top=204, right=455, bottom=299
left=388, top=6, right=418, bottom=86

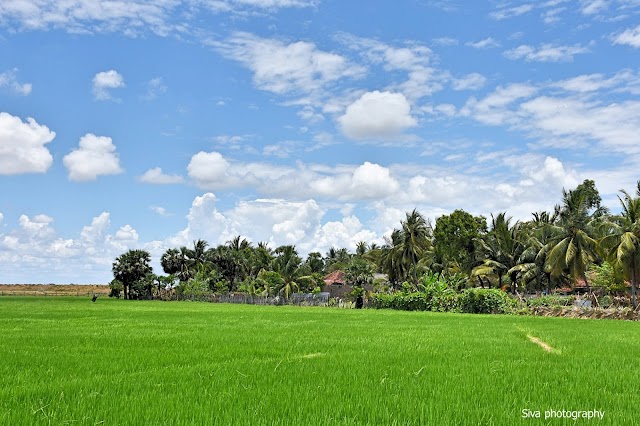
left=0, top=297, right=638, bottom=425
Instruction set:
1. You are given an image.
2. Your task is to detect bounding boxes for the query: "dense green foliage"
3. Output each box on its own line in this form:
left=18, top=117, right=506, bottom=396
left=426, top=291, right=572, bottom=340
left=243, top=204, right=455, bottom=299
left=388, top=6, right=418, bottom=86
left=114, top=179, right=640, bottom=310
left=1, top=297, right=639, bottom=425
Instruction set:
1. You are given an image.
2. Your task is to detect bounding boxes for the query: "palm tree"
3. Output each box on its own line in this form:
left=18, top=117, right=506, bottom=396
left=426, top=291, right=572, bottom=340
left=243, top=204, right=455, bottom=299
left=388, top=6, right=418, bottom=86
left=356, top=241, right=368, bottom=257
left=305, top=252, right=324, bottom=274
left=600, top=182, right=640, bottom=309
left=473, top=212, right=524, bottom=291
left=190, top=239, right=209, bottom=269
left=272, top=245, right=302, bottom=298
left=112, top=249, right=153, bottom=300
left=160, top=247, right=192, bottom=282
left=400, top=209, right=432, bottom=287
left=544, top=187, right=599, bottom=291
left=380, top=229, right=406, bottom=288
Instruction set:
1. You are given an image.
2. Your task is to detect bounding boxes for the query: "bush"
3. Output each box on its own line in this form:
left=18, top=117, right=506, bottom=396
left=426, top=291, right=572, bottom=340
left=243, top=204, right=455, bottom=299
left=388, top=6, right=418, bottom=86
left=459, top=288, right=515, bottom=314
left=526, top=294, right=574, bottom=308
left=108, top=279, right=123, bottom=298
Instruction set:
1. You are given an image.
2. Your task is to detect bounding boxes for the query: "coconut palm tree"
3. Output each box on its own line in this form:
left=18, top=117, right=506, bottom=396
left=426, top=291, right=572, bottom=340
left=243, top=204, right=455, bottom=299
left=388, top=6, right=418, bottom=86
left=473, top=212, right=524, bottom=291
left=544, top=187, right=599, bottom=291
left=400, top=209, right=432, bottom=287
left=272, top=245, right=302, bottom=298
left=600, top=182, right=640, bottom=309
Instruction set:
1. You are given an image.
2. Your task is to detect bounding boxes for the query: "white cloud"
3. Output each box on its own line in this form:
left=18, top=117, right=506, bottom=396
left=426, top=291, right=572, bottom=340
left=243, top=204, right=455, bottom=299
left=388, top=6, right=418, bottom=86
left=462, top=77, right=640, bottom=156
left=490, top=4, right=535, bottom=20
left=612, top=25, right=640, bottom=48
left=543, top=7, right=566, bottom=24
left=432, top=37, right=459, bottom=46
left=518, top=96, right=640, bottom=154
left=460, top=83, right=538, bottom=125
left=143, top=77, right=167, bottom=100
left=0, top=68, right=32, bottom=95
left=504, top=43, right=591, bottom=62
left=0, top=211, right=145, bottom=282
left=338, top=91, right=417, bottom=140
left=452, top=73, right=487, bottom=91
left=309, top=215, right=378, bottom=253
left=211, top=32, right=364, bottom=96
left=0, top=0, right=319, bottom=36
left=465, top=37, right=500, bottom=49
left=0, top=212, right=3, bottom=222
left=92, top=70, right=125, bottom=101
left=338, top=34, right=443, bottom=100
left=187, top=151, right=231, bottom=188
left=0, top=112, right=55, bottom=175
left=138, top=167, right=184, bottom=184
left=63, top=133, right=123, bottom=181
left=150, top=206, right=171, bottom=217
left=168, top=193, right=380, bottom=256
left=197, top=0, right=318, bottom=14
left=114, top=224, right=139, bottom=242
left=581, top=0, right=608, bottom=14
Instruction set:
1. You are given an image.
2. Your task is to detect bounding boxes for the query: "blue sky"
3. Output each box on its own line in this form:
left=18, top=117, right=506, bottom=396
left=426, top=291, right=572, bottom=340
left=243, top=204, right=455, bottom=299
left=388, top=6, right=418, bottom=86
left=1, top=0, right=640, bottom=283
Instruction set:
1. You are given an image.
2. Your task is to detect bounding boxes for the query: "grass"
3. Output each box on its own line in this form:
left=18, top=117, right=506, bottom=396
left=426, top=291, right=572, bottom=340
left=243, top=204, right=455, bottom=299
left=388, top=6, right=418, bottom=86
left=0, top=297, right=638, bottom=425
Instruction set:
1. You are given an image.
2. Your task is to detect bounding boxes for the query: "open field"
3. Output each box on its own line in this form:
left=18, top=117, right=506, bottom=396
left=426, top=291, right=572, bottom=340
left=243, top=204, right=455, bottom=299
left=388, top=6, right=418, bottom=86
left=0, top=284, right=109, bottom=297
left=0, top=297, right=638, bottom=425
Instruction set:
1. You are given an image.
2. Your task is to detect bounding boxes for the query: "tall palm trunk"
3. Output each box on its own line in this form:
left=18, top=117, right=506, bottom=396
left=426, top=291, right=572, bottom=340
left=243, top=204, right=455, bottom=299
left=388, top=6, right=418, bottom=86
left=631, top=267, right=638, bottom=310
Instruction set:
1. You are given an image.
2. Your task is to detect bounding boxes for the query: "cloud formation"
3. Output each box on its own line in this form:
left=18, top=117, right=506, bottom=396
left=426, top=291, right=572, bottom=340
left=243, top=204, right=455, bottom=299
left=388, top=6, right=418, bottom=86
left=138, top=167, right=184, bottom=184
left=63, top=134, right=124, bottom=181
left=211, top=32, right=363, bottom=96
left=0, top=69, right=32, bottom=95
left=92, top=70, right=125, bottom=101
left=338, top=91, right=417, bottom=140
left=0, top=112, right=55, bottom=175
left=504, top=43, right=591, bottom=62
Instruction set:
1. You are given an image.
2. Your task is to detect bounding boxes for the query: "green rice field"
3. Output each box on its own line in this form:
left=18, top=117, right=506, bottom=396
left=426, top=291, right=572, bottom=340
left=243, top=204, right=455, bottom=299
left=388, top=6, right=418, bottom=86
left=0, top=297, right=638, bottom=425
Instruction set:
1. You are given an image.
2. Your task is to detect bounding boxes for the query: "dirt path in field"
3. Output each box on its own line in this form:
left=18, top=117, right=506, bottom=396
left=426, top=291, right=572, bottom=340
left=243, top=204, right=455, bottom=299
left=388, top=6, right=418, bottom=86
left=527, top=335, right=557, bottom=353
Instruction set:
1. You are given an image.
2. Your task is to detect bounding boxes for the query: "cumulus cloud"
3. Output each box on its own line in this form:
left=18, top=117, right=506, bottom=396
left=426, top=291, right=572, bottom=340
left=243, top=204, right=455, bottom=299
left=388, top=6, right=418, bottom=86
left=504, top=43, right=591, bottom=62
left=338, top=91, right=417, bottom=140
left=187, top=151, right=231, bottom=188
left=0, top=211, right=144, bottom=282
left=211, top=32, right=363, bottom=96
left=0, top=68, right=32, bottom=95
left=612, top=25, right=640, bottom=48
left=0, top=112, right=55, bottom=175
left=138, top=167, right=184, bottom=184
left=92, top=70, right=125, bottom=101
left=63, top=133, right=123, bottom=181
left=167, top=192, right=381, bottom=256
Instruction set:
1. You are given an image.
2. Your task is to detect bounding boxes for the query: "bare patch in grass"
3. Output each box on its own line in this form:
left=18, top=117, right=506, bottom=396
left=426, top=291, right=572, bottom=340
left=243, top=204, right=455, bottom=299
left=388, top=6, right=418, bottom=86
left=301, top=353, right=324, bottom=359
left=527, top=335, right=558, bottom=353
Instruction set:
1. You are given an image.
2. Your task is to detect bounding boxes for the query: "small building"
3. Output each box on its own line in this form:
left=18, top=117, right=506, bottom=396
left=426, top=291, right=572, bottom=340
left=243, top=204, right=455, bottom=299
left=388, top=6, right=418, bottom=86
left=322, top=270, right=352, bottom=298
left=322, top=270, right=376, bottom=298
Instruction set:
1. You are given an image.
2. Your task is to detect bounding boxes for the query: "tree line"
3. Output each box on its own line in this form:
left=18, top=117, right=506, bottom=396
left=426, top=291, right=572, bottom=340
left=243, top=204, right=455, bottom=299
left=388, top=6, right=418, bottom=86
left=111, top=179, right=640, bottom=309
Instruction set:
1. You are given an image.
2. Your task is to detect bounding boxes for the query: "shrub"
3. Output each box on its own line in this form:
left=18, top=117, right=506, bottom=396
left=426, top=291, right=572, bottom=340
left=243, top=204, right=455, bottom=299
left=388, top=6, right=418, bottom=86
left=459, top=288, right=515, bottom=314
left=108, top=279, right=123, bottom=298
left=526, top=294, right=574, bottom=308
